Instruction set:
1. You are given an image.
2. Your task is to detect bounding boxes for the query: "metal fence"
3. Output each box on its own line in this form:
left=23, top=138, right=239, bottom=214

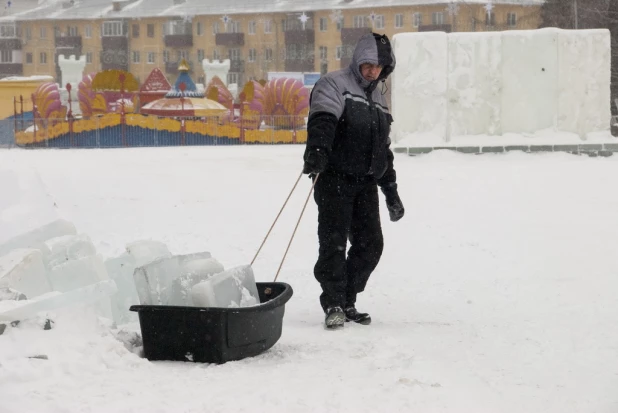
left=7, top=114, right=308, bottom=149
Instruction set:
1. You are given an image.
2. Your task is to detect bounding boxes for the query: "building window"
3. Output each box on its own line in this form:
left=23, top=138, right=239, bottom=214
left=147, top=52, right=155, bottom=64
left=264, top=19, right=272, bottom=33
left=413, top=13, right=422, bottom=28
left=319, top=46, right=327, bottom=60
left=336, top=17, right=344, bottom=31
left=162, top=50, right=169, bottom=63
left=25, top=52, right=33, bottom=64
left=1, top=50, right=11, bottom=63
left=395, top=14, right=404, bottom=28
left=507, top=13, right=517, bottom=27
left=196, top=22, right=203, bottom=35
left=177, top=50, right=189, bottom=61
left=319, top=17, right=327, bottom=31
left=248, top=20, right=256, bottom=35
left=432, top=12, right=444, bottom=25
left=374, top=15, right=385, bottom=29
left=147, top=24, right=154, bottom=37
left=486, top=11, right=495, bottom=26
left=336, top=46, right=343, bottom=60
left=25, top=27, right=31, bottom=40
left=165, top=20, right=191, bottom=35
left=86, top=52, right=93, bottom=63
left=248, top=48, right=256, bottom=62
left=132, top=24, right=139, bottom=38
left=66, top=26, right=78, bottom=36
left=229, top=48, right=240, bottom=61
left=40, top=52, right=47, bottom=64
left=265, top=48, right=272, bottom=61
left=213, top=49, right=220, bottom=60
left=197, top=49, right=204, bottom=62
left=213, top=22, right=219, bottom=34
left=102, top=21, right=126, bottom=37
left=227, top=72, right=239, bottom=85
left=286, top=43, right=297, bottom=60
left=85, top=25, right=92, bottom=38
left=132, top=51, right=140, bottom=63
left=353, top=15, right=366, bottom=28
left=228, top=21, right=241, bottom=33
left=40, top=26, right=47, bottom=39
left=0, top=24, right=16, bottom=38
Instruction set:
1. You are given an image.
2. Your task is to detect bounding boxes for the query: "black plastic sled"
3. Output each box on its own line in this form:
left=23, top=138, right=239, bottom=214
left=129, top=282, right=293, bottom=364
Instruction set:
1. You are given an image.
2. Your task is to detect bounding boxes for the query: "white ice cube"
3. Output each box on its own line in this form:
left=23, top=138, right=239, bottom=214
left=190, top=265, right=260, bottom=308
left=45, top=234, right=97, bottom=268
left=132, top=252, right=214, bottom=306
left=169, top=256, right=223, bottom=306
left=104, top=253, right=139, bottom=324
left=125, top=240, right=171, bottom=268
left=0, top=219, right=77, bottom=259
left=48, top=254, right=109, bottom=293
left=0, top=248, right=52, bottom=298
left=0, top=279, right=117, bottom=322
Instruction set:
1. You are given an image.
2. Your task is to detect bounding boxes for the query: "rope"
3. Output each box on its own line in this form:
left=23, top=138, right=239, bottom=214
left=273, top=173, right=319, bottom=282
left=251, top=170, right=303, bottom=266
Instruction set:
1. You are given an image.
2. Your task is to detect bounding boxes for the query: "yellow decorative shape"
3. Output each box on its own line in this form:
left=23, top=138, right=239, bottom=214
left=218, top=124, right=240, bottom=139
left=92, top=94, right=108, bottom=114
left=159, top=117, right=181, bottom=132
left=244, top=129, right=271, bottom=143
left=273, top=130, right=293, bottom=144
left=92, top=70, right=139, bottom=92
left=295, top=130, right=308, bottom=143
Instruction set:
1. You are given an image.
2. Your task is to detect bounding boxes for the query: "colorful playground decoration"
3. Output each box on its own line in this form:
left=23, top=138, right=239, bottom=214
left=140, top=92, right=228, bottom=117
left=141, top=60, right=229, bottom=118
left=12, top=60, right=316, bottom=147
left=78, top=73, right=107, bottom=117
left=238, top=80, right=265, bottom=129
left=262, top=78, right=309, bottom=129
left=139, top=68, right=172, bottom=106
left=33, top=82, right=67, bottom=124
left=205, top=75, right=234, bottom=112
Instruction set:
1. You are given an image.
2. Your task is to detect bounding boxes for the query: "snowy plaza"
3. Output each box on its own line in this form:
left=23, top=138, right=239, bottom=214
left=1, top=145, right=618, bottom=412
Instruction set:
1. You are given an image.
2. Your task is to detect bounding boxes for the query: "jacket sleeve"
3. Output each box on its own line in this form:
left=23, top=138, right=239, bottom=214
left=305, top=77, right=344, bottom=156
left=377, top=114, right=397, bottom=188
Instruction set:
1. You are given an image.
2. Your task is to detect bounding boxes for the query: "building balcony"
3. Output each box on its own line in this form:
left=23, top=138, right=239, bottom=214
left=215, top=33, right=244, bottom=47
left=164, top=34, right=193, bottom=48
left=340, top=27, right=372, bottom=45
left=100, top=50, right=128, bottom=71
left=418, top=24, right=452, bottom=33
left=165, top=60, right=194, bottom=75
left=0, top=63, right=23, bottom=76
left=284, top=29, right=315, bottom=45
left=0, top=38, right=21, bottom=50
left=229, top=59, right=244, bottom=73
left=55, top=35, right=82, bottom=50
left=285, top=59, right=314, bottom=73
left=102, top=36, right=128, bottom=51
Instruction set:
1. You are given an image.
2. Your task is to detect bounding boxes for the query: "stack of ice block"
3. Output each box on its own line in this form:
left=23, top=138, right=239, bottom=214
left=0, top=218, right=262, bottom=333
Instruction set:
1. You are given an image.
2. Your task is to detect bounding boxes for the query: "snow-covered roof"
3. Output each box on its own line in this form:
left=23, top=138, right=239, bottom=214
left=0, top=0, right=544, bottom=22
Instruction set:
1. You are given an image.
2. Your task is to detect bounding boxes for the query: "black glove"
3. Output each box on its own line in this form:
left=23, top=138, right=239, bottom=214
left=303, top=147, right=328, bottom=175
left=381, top=183, right=405, bottom=222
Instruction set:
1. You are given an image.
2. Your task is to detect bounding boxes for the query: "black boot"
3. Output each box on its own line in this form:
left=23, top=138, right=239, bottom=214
left=324, top=306, right=345, bottom=329
left=344, top=306, right=371, bottom=325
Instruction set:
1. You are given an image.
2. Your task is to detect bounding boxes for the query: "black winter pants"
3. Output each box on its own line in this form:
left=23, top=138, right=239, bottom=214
left=313, top=171, right=384, bottom=312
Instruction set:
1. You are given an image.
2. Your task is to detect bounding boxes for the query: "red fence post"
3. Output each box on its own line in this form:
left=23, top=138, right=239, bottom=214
left=66, top=83, right=74, bottom=146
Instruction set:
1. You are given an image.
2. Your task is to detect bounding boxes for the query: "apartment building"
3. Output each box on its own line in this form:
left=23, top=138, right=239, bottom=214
left=0, top=0, right=543, bottom=86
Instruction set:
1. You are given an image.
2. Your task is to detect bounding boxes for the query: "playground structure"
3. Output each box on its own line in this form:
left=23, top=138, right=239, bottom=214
left=8, top=60, right=312, bottom=147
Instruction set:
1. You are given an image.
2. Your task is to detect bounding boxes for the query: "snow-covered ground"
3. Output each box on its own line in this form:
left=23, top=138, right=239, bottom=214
left=1, top=145, right=617, bottom=413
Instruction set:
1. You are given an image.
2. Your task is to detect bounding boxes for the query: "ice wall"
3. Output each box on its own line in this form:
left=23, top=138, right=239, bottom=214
left=391, top=28, right=612, bottom=143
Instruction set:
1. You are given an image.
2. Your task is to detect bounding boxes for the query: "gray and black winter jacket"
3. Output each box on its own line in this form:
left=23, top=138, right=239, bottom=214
left=304, top=32, right=397, bottom=186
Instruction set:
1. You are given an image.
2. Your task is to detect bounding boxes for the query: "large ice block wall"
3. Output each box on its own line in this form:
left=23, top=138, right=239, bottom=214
left=391, top=28, right=611, bottom=143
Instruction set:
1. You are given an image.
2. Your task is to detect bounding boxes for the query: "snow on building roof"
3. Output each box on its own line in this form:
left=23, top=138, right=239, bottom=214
left=0, top=0, right=544, bottom=22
